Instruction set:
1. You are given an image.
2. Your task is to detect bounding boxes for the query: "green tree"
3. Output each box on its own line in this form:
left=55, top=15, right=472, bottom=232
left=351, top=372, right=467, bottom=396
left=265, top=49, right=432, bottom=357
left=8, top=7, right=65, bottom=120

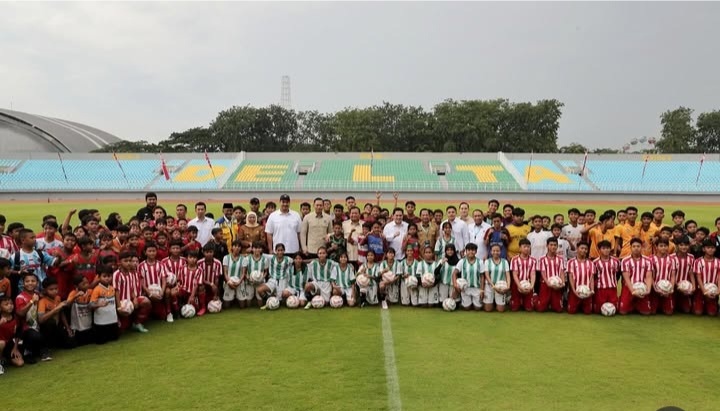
left=92, top=140, right=160, bottom=153
left=559, top=143, right=588, bottom=154
left=592, top=148, right=620, bottom=154
left=694, top=110, right=720, bottom=153
left=656, top=107, right=695, bottom=153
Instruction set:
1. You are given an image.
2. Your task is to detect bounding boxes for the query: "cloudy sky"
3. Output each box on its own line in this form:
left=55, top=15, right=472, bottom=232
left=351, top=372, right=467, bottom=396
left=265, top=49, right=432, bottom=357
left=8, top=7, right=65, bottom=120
left=1, top=2, right=719, bottom=149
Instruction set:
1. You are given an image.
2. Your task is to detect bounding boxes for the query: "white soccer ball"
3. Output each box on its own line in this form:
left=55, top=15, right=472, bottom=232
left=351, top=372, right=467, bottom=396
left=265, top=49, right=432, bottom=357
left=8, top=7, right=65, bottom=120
left=704, top=283, right=719, bottom=297
left=165, top=273, right=177, bottom=286
left=382, top=271, right=396, bottom=283
left=286, top=295, right=299, bottom=308
left=576, top=285, right=592, bottom=299
left=311, top=295, right=325, bottom=309
left=600, top=302, right=616, bottom=317
left=495, top=280, right=508, bottom=293
left=249, top=270, right=264, bottom=285
left=356, top=273, right=371, bottom=288
left=266, top=296, right=280, bottom=310
left=118, top=299, right=134, bottom=314
left=632, top=282, right=647, bottom=296
left=421, top=272, right=435, bottom=287
left=207, top=299, right=222, bottom=313
left=519, top=280, right=532, bottom=292
left=227, top=277, right=241, bottom=287
left=656, top=279, right=673, bottom=294
left=405, top=275, right=418, bottom=289
left=547, top=276, right=562, bottom=288
left=677, top=280, right=693, bottom=294
left=181, top=304, right=196, bottom=318
left=442, top=298, right=456, bottom=311
left=455, top=278, right=468, bottom=291
left=148, top=284, right=163, bottom=298
left=330, top=295, right=344, bottom=308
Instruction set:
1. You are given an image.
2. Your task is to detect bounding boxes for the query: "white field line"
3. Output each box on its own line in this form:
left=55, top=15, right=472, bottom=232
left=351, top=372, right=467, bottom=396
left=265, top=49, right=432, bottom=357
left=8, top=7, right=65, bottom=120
left=381, top=309, right=402, bottom=411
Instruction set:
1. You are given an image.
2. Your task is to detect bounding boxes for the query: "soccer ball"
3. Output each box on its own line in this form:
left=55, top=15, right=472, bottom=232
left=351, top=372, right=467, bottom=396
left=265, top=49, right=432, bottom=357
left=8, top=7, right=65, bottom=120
left=442, top=298, right=456, bottom=311
left=547, top=276, right=562, bottom=288
left=118, top=299, right=134, bottom=314
left=311, top=295, right=325, bottom=309
left=227, top=277, right=241, bottom=287
left=148, top=284, right=163, bottom=298
left=677, top=280, right=693, bottom=294
left=519, top=280, right=532, bottom=292
left=704, top=283, right=719, bottom=297
left=495, top=280, right=508, bottom=293
left=405, top=276, right=418, bottom=289
left=330, top=295, right=344, bottom=308
left=249, top=270, right=264, bottom=284
left=632, top=282, right=647, bottom=296
left=656, top=279, right=673, bottom=294
left=600, top=302, right=616, bottom=317
left=576, top=285, right=592, bottom=299
left=207, top=299, right=222, bottom=313
left=382, top=271, right=396, bottom=283
left=165, top=273, right=177, bottom=286
left=181, top=304, right=196, bottom=318
left=455, top=278, right=468, bottom=291
left=266, top=296, right=280, bottom=310
left=421, top=272, right=435, bottom=287
left=356, top=273, right=371, bottom=288
left=286, top=295, right=299, bottom=308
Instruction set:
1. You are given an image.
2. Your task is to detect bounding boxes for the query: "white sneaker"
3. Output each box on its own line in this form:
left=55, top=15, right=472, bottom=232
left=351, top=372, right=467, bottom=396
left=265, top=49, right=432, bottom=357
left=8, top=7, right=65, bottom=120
left=166, top=313, right=174, bottom=323
left=381, top=300, right=388, bottom=310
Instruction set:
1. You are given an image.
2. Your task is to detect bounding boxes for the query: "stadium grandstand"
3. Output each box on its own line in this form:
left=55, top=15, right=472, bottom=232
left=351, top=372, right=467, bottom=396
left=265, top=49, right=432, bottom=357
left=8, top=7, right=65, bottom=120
left=1, top=151, right=718, bottom=196
left=0, top=108, right=121, bottom=153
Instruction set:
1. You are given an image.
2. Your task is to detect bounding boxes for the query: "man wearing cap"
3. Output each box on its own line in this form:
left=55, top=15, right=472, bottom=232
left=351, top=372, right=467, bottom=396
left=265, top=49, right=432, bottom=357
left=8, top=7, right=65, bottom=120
left=215, top=203, right=236, bottom=250
left=300, top=197, right=333, bottom=258
left=265, top=194, right=302, bottom=258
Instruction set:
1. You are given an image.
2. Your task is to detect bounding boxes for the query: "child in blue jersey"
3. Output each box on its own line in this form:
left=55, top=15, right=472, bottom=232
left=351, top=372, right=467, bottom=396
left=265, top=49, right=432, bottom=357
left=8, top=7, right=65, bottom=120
left=484, top=214, right=510, bottom=259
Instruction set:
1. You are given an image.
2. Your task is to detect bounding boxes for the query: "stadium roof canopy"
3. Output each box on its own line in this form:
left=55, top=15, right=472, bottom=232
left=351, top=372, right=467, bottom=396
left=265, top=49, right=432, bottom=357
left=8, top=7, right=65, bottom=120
left=0, top=108, right=122, bottom=153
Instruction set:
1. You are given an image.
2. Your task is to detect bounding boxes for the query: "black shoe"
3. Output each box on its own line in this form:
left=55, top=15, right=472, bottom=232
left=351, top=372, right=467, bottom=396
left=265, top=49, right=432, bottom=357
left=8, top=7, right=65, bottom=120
left=24, top=356, right=37, bottom=365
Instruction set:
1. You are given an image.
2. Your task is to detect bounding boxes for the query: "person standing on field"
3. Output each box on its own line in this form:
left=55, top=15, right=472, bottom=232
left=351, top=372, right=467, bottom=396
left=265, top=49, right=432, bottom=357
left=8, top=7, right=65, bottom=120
left=301, top=198, right=333, bottom=259
left=265, top=194, right=302, bottom=259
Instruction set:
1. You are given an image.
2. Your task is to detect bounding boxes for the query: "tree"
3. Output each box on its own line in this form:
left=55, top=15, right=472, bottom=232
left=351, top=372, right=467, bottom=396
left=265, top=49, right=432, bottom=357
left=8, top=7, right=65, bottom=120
left=92, top=140, right=160, bottom=153
left=592, top=148, right=620, bottom=154
left=559, top=143, right=588, bottom=154
left=655, top=107, right=695, bottom=153
left=160, top=127, right=213, bottom=152
left=694, top=110, right=720, bottom=153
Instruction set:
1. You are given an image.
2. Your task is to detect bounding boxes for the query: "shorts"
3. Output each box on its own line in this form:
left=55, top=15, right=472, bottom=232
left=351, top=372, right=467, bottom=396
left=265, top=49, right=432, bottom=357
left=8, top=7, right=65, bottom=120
left=223, top=280, right=252, bottom=302
left=341, top=287, right=354, bottom=301
left=284, top=288, right=308, bottom=302
left=483, top=283, right=507, bottom=306
left=400, top=277, right=417, bottom=306
left=385, top=283, right=399, bottom=303
left=438, top=283, right=453, bottom=300
left=417, top=285, right=438, bottom=305
left=316, top=281, right=333, bottom=302
left=461, top=287, right=482, bottom=308
left=266, top=278, right=288, bottom=297
left=359, top=283, right=379, bottom=305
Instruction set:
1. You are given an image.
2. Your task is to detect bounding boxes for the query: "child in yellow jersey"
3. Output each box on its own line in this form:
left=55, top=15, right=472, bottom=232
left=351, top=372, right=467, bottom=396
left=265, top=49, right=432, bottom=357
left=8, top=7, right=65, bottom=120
left=506, top=208, right=530, bottom=259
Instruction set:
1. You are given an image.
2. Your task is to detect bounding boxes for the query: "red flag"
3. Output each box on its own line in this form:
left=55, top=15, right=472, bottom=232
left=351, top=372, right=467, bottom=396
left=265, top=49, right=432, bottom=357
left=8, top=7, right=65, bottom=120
left=696, top=152, right=706, bottom=184
left=160, top=153, right=171, bottom=181
left=204, top=150, right=218, bottom=184
left=112, top=151, right=130, bottom=185
left=580, top=151, right=588, bottom=176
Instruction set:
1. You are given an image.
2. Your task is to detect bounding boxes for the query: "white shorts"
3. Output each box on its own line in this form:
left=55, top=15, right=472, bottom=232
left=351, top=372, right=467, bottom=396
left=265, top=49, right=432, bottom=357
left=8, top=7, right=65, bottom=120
left=418, top=285, right=439, bottom=305
left=438, top=283, right=454, bottom=300
left=316, top=281, right=333, bottom=302
left=360, top=283, right=379, bottom=305
left=342, top=287, right=354, bottom=301
left=385, top=283, right=399, bottom=303
left=400, top=277, right=417, bottom=306
left=461, top=287, right=482, bottom=308
left=483, top=283, right=507, bottom=306
left=284, top=288, right=308, bottom=302
left=223, top=280, right=253, bottom=302
left=266, top=278, right=288, bottom=297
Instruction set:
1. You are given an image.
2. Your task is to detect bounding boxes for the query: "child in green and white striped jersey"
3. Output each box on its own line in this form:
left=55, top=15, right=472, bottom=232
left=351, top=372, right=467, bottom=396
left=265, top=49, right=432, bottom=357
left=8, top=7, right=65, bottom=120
left=400, top=244, right=420, bottom=306
left=434, top=222, right=455, bottom=259
left=452, top=242, right=485, bottom=310
left=283, top=254, right=310, bottom=306
left=483, top=243, right=511, bottom=312
left=222, top=240, right=250, bottom=308
left=242, top=241, right=269, bottom=307
left=437, top=244, right=460, bottom=302
left=357, top=250, right=381, bottom=306
left=331, top=252, right=356, bottom=306
left=305, top=247, right=337, bottom=308
left=416, top=246, right=440, bottom=307
left=379, top=248, right=401, bottom=308
left=258, top=243, right=293, bottom=309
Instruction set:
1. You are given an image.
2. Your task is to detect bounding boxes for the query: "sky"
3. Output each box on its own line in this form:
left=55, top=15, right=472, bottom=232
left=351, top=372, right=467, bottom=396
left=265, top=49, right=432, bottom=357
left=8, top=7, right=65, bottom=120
left=1, top=2, right=719, bottom=150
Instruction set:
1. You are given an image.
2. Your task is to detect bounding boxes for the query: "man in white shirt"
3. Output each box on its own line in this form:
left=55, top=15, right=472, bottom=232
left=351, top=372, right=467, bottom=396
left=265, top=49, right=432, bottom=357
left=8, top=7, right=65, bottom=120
left=442, top=205, right=470, bottom=254
left=383, top=208, right=409, bottom=260
left=527, top=215, right=553, bottom=260
left=188, top=202, right=215, bottom=246
left=468, top=209, right=491, bottom=260
left=265, top=194, right=303, bottom=256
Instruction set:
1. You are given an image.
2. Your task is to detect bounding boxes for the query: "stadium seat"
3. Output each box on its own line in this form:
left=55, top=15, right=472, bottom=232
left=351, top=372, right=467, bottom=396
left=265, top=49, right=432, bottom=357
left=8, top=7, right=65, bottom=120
left=445, top=161, right=521, bottom=191
left=511, top=160, right=591, bottom=191
left=223, top=160, right=298, bottom=191
left=586, top=160, right=720, bottom=192
left=150, top=159, right=234, bottom=190
left=302, top=160, right=441, bottom=191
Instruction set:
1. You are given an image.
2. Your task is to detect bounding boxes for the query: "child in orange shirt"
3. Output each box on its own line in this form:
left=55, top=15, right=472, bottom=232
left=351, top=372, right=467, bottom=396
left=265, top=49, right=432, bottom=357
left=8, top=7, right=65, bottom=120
left=67, top=275, right=94, bottom=346
left=37, top=277, right=72, bottom=349
left=90, top=266, right=118, bottom=344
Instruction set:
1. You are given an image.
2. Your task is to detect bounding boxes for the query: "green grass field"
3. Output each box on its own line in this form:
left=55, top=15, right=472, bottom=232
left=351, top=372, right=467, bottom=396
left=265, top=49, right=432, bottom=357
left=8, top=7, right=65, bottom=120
left=3, top=307, right=720, bottom=411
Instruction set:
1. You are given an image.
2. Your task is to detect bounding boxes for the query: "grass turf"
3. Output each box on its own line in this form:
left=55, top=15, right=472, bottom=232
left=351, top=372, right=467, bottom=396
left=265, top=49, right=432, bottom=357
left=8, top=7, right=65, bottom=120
left=2, top=200, right=719, bottom=231
left=2, top=307, right=719, bottom=411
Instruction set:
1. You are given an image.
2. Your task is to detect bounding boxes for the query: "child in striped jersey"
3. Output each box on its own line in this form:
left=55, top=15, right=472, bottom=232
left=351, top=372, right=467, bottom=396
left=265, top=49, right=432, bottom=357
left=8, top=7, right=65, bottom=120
left=437, top=244, right=459, bottom=302
left=434, top=222, right=454, bottom=259
left=243, top=241, right=269, bottom=308
left=672, top=237, right=695, bottom=314
left=357, top=250, right=381, bottom=307
left=177, top=251, right=203, bottom=316
left=258, top=243, right=292, bottom=310
left=197, top=244, right=223, bottom=316
left=379, top=248, right=401, bottom=309
left=453, top=243, right=485, bottom=310
left=223, top=241, right=249, bottom=308
left=400, top=244, right=419, bottom=306
left=415, top=246, right=440, bottom=307
left=284, top=254, right=312, bottom=307
left=567, top=242, right=595, bottom=315
left=138, top=242, right=170, bottom=322
left=305, top=247, right=337, bottom=308
left=650, top=239, right=676, bottom=315
left=331, top=252, right=356, bottom=306
left=483, top=243, right=511, bottom=312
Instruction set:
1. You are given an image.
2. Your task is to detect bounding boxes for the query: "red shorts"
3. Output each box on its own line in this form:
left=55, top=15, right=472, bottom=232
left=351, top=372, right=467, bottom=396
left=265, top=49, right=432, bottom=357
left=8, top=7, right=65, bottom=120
left=567, top=291, right=593, bottom=314
left=674, top=291, right=693, bottom=314
left=178, top=289, right=198, bottom=309
left=693, top=289, right=718, bottom=316
left=510, top=282, right=534, bottom=312
left=593, top=288, right=619, bottom=314
left=650, top=290, right=674, bottom=315
left=536, top=282, right=563, bottom=313
left=618, top=286, right=651, bottom=315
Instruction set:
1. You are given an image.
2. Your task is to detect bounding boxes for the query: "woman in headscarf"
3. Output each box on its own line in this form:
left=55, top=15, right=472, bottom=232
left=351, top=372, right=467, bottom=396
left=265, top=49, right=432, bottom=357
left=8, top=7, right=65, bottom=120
left=237, top=211, right=266, bottom=254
